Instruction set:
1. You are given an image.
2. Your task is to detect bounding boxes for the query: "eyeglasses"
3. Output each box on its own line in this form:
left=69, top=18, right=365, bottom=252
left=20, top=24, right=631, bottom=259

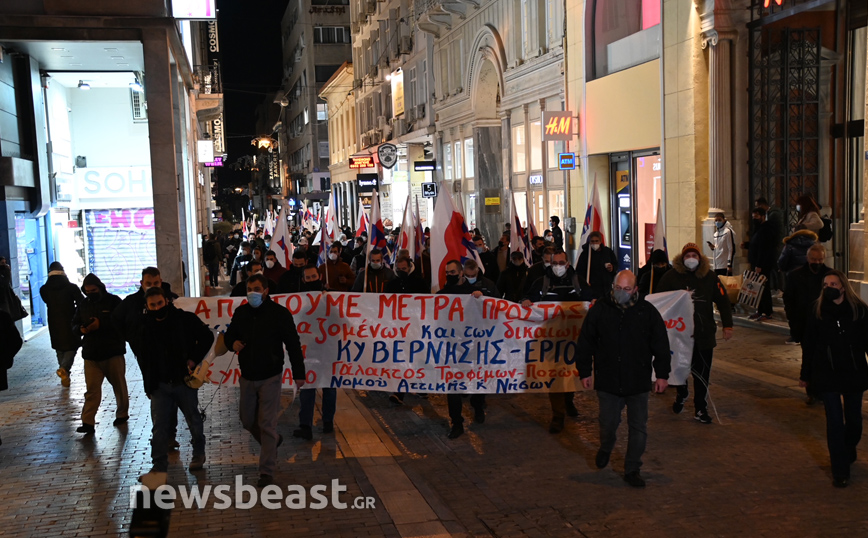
left=613, top=286, right=635, bottom=292
left=551, top=261, right=568, bottom=266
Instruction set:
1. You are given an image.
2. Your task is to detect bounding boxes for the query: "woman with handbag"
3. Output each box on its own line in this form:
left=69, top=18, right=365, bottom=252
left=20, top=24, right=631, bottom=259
left=800, top=270, right=868, bottom=487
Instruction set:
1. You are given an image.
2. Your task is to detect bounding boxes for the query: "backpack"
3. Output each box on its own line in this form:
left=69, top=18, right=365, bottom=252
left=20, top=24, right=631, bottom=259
left=818, top=216, right=833, bottom=243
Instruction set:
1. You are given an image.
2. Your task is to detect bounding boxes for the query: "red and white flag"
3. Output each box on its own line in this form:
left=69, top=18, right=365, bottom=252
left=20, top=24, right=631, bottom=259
left=271, top=207, right=294, bottom=269
left=367, top=189, right=389, bottom=257
left=396, top=192, right=415, bottom=261
left=579, top=175, right=605, bottom=248
left=525, top=194, right=539, bottom=240
left=429, top=186, right=483, bottom=292
left=510, top=195, right=533, bottom=266
left=355, top=200, right=370, bottom=238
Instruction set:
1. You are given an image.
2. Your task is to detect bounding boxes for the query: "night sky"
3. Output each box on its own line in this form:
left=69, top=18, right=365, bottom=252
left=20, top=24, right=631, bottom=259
left=215, top=0, right=288, bottom=187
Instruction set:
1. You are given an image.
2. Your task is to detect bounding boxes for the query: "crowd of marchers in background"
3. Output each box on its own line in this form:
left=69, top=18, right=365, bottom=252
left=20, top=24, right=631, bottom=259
left=1, top=191, right=864, bottom=491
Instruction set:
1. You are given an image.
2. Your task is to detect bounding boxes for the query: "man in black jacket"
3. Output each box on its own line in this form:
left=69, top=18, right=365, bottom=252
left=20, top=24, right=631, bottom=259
left=39, top=261, right=83, bottom=387
left=473, top=236, right=500, bottom=283
left=385, top=256, right=428, bottom=294
left=352, top=249, right=396, bottom=293
left=463, top=259, right=499, bottom=298
left=113, top=267, right=179, bottom=357
left=278, top=249, right=309, bottom=293
left=575, top=232, right=618, bottom=299
left=784, top=243, right=829, bottom=346
left=230, top=260, right=278, bottom=297
left=223, top=274, right=306, bottom=487
left=497, top=251, right=529, bottom=303
left=577, top=270, right=671, bottom=488
left=522, top=250, right=590, bottom=433
left=137, top=287, right=214, bottom=481
left=72, top=273, right=129, bottom=434
left=549, top=216, right=564, bottom=250
left=744, top=207, right=777, bottom=319
left=229, top=241, right=253, bottom=286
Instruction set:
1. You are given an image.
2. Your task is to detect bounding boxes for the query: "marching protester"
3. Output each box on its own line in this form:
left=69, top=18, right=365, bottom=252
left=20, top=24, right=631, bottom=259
left=577, top=270, right=671, bottom=487
left=73, top=274, right=129, bottom=434
left=350, top=236, right=367, bottom=273
left=39, top=261, right=83, bottom=387
left=230, top=260, right=277, bottom=297
left=637, top=249, right=671, bottom=299
left=439, top=260, right=487, bottom=438
left=784, top=243, right=830, bottom=351
left=656, top=243, right=733, bottom=424
left=800, top=270, right=868, bottom=488
left=707, top=213, right=736, bottom=276
left=0, top=308, right=22, bottom=446
left=229, top=241, right=253, bottom=287
left=352, top=248, right=395, bottom=293
left=385, top=255, right=428, bottom=294
left=524, top=247, right=555, bottom=295
left=319, top=243, right=355, bottom=292
left=137, top=286, right=213, bottom=481
left=497, top=251, right=529, bottom=303
left=530, top=236, right=546, bottom=265
left=473, top=235, right=500, bottom=283
left=223, top=273, right=306, bottom=487
left=576, top=232, right=618, bottom=299
left=278, top=249, right=309, bottom=293
left=523, top=249, right=588, bottom=433
left=263, top=250, right=288, bottom=283
left=463, top=260, right=499, bottom=298
left=114, top=267, right=179, bottom=356
left=293, top=267, right=336, bottom=440
left=203, top=233, right=223, bottom=288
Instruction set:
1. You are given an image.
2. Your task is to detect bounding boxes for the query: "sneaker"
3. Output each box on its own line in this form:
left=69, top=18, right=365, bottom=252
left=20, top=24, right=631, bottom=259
left=624, top=471, right=646, bottom=488
left=168, top=439, right=180, bottom=451
left=785, top=339, right=800, bottom=345
left=473, top=407, right=486, bottom=424
left=113, top=417, right=129, bottom=426
left=257, top=474, right=274, bottom=487
left=595, top=450, right=610, bottom=469
left=548, top=417, right=564, bottom=434
left=322, top=422, right=334, bottom=434
left=76, top=423, right=95, bottom=434
left=565, top=399, right=579, bottom=418
left=748, top=312, right=763, bottom=320
left=757, top=314, right=772, bottom=322
left=694, top=410, right=712, bottom=424
left=389, top=394, right=404, bottom=405
left=672, top=396, right=685, bottom=414
left=57, top=368, right=70, bottom=387
left=188, top=454, right=205, bottom=471
left=292, top=426, right=313, bottom=440
left=447, top=424, right=464, bottom=439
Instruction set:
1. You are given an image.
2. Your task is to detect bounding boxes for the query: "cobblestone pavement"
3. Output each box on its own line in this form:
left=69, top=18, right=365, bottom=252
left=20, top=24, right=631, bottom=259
left=1, top=324, right=866, bottom=537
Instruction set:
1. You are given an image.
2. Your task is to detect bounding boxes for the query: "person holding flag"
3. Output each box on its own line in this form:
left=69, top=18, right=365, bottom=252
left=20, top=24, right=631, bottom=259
left=429, top=186, right=484, bottom=292
left=353, top=190, right=396, bottom=292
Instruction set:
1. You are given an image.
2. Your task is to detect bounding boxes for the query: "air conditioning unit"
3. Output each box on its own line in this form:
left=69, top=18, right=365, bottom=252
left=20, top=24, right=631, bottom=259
left=399, top=36, right=412, bottom=55
left=353, top=78, right=363, bottom=89
left=365, top=0, right=376, bottom=14
left=378, top=56, right=389, bottom=69
left=416, top=103, right=426, bottom=118
left=294, top=49, right=303, bottom=63
left=305, top=160, right=311, bottom=169
left=351, top=21, right=361, bottom=34
left=377, top=115, right=388, bottom=130
left=405, top=108, right=416, bottom=123
left=361, top=133, right=370, bottom=147
left=368, top=65, right=378, bottom=78
left=395, top=118, right=406, bottom=135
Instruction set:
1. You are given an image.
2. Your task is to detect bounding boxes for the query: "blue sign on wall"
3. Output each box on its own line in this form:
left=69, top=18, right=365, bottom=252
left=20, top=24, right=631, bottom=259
left=558, top=153, right=576, bottom=170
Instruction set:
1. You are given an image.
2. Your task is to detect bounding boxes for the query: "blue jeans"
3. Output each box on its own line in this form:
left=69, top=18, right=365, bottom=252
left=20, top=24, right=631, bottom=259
left=821, top=391, right=863, bottom=480
left=298, top=388, right=337, bottom=427
left=598, top=391, right=649, bottom=474
left=239, top=374, right=282, bottom=476
left=56, top=350, right=76, bottom=372
left=150, top=382, right=205, bottom=472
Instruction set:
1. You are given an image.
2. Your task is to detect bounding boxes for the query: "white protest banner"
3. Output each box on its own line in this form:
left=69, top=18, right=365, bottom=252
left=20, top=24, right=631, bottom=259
left=175, top=290, right=693, bottom=393
left=645, top=290, right=694, bottom=385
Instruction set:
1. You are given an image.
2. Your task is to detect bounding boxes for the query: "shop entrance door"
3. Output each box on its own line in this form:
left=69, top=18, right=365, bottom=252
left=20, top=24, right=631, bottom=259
left=609, top=151, right=663, bottom=272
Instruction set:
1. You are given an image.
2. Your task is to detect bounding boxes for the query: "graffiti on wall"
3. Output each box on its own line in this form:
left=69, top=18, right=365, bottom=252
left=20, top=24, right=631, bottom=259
left=85, top=208, right=156, bottom=296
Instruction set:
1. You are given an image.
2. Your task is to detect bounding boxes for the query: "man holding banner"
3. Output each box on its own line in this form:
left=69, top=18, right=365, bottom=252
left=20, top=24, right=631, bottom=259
left=577, top=270, right=671, bottom=488
left=223, top=274, right=306, bottom=487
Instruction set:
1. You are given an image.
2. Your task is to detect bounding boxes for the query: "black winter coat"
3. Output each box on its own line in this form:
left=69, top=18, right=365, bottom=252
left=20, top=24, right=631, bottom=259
left=783, top=263, right=830, bottom=342
left=747, top=220, right=777, bottom=271
left=577, top=295, right=671, bottom=396
left=801, top=301, right=868, bottom=394
left=278, top=265, right=305, bottom=293
left=223, top=297, right=305, bottom=382
left=39, top=274, right=83, bottom=351
left=575, top=243, right=618, bottom=299
left=135, top=305, right=214, bottom=396
left=73, top=276, right=125, bottom=361
left=524, top=267, right=592, bottom=303
left=0, top=310, right=22, bottom=391
left=384, top=274, right=429, bottom=294
left=497, top=264, right=529, bottom=303
left=112, top=282, right=178, bottom=356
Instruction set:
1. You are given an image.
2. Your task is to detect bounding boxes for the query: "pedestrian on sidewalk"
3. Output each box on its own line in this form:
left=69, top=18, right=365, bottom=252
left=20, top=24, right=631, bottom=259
left=707, top=212, right=736, bottom=276
left=137, top=286, right=214, bottom=481
left=223, top=274, right=306, bottom=487
left=778, top=229, right=818, bottom=275
left=72, top=273, right=129, bottom=434
left=203, top=233, right=222, bottom=288
left=742, top=207, right=776, bottom=320
left=39, top=262, right=84, bottom=387
left=799, top=270, right=868, bottom=488
left=656, top=243, right=733, bottom=424
left=783, top=243, right=829, bottom=350
left=577, top=270, right=671, bottom=487
left=0, top=309, right=23, bottom=446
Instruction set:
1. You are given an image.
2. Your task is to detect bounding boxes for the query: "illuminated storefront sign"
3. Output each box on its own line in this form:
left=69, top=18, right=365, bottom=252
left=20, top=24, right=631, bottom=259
left=350, top=156, right=376, bottom=169
left=558, top=153, right=576, bottom=170
left=542, top=111, right=575, bottom=141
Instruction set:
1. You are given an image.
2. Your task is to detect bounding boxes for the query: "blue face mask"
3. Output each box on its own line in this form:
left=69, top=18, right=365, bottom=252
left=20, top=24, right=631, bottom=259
left=247, top=292, right=264, bottom=308
left=466, top=276, right=477, bottom=284
left=715, top=221, right=724, bottom=229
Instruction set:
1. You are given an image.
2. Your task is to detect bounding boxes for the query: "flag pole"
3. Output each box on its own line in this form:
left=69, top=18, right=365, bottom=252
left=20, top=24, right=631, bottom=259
left=321, top=205, right=330, bottom=290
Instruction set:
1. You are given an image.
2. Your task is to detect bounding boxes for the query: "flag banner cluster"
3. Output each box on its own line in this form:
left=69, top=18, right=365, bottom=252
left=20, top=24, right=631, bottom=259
left=175, top=290, right=694, bottom=393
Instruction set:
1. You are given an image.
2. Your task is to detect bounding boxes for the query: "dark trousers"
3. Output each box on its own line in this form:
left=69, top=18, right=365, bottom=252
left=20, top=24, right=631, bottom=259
left=150, top=382, right=205, bottom=472
left=675, top=347, right=713, bottom=412
left=598, top=391, right=649, bottom=474
left=207, top=262, right=219, bottom=287
left=549, top=392, right=575, bottom=420
left=820, top=391, right=863, bottom=480
left=298, top=388, right=337, bottom=427
left=447, top=394, right=485, bottom=426
left=714, top=269, right=729, bottom=276
left=757, top=273, right=773, bottom=315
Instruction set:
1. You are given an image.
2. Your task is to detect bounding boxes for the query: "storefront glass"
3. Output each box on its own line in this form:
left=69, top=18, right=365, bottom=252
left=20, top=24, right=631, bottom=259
left=608, top=150, right=661, bottom=271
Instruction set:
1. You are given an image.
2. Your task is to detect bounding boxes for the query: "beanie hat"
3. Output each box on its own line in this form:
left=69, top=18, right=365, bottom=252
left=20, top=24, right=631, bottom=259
left=681, top=243, right=701, bottom=257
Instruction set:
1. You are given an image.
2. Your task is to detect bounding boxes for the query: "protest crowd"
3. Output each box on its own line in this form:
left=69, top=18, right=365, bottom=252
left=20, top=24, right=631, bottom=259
left=2, top=189, right=862, bottom=494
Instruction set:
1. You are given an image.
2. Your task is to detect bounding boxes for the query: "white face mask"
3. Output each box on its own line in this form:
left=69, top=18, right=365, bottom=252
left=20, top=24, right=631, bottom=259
left=796, top=204, right=801, bottom=212
left=328, top=252, right=338, bottom=261
left=544, top=262, right=551, bottom=268
left=552, top=265, right=567, bottom=277
left=265, top=260, right=275, bottom=269
left=684, top=258, right=700, bottom=270
left=370, top=262, right=382, bottom=270
left=591, top=243, right=600, bottom=251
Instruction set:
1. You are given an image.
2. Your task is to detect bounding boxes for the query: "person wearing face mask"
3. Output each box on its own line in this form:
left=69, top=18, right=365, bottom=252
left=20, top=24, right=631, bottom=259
left=637, top=249, right=671, bottom=298
left=263, top=234, right=272, bottom=250
left=800, top=270, right=868, bottom=488
left=473, top=236, right=500, bottom=283
left=230, top=261, right=278, bottom=297
left=72, top=273, right=129, bottom=435
left=742, top=207, right=776, bottom=320
left=39, top=261, right=84, bottom=387
left=223, top=274, right=306, bottom=487
left=349, top=237, right=367, bottom=272
left=318, top=244, right=356, bottom=292
left=784, top=243, right=830, bottom=351
left=463, top=260, right=499, bottom=298
left=530, top=236, right=547, bottom=265
left=549, top=216, right=564, bottom=250
left=263, top=250, right=288, bottom=283
left=707, top=212, right=736, bottom=276
left=278, top=249, right=309, bottom=293
left=229, top=241, right=253, bottom=287
left=525, top=246, right=556, bottom=295
left=522, top=250, right=591, bottom=433
left=656, top=243, right=733, bottom=424
left=497, top=251, right=530, bottom=303
left=136, top=287, right=213, bottom=483
left=777, top=228, right=818, bottom=275
left=577, top=270, right=670, bottom=488
left=352, top=249, right=396, bottom=293
left=493, top=232, right=511, bottom=273
left=252, top=245, right=266, bottom=265
left=794, top=194, right=823, bottom=234
left=575, top=231, right=618, bottom=300
left=385, top=256, right=428, bottom=294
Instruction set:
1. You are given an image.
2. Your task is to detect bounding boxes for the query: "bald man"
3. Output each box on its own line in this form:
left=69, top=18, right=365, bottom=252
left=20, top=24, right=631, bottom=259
left=577, top=270, right=671, bottom=488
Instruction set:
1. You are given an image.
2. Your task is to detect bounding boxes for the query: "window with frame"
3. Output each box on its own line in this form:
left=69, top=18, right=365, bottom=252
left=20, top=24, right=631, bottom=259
left=317, top=102, right=328, bottom=121
left=444, top=144, right=453, bottom=180
left=530, top=121, right=542, bottom=170
left=512, top=125, right=526, bottom=173
left=589, top=0, right=660, bottom=79
left=454, top=141, right=462, bottom=179
left=464, top=138, right=475, bottom=178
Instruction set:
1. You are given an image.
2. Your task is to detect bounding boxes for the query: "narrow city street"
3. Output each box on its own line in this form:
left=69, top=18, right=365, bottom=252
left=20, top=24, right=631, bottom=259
left=0, top=323, right=864, bottom=537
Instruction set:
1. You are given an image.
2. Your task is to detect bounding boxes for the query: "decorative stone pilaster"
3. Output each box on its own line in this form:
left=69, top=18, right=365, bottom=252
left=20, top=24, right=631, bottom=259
left=706, top=30, right=737, bottom=217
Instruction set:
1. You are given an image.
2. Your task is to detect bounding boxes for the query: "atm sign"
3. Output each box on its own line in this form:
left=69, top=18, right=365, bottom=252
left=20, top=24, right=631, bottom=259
left=558, top=153, right=576, bottom=170
left=542, top=111, right=575, bottom=141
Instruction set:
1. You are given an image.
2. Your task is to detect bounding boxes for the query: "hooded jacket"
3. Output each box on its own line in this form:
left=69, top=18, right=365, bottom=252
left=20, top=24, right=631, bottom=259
left=73, top=274, right=125, bottom=361
left=112, top=281, right=178, bottom=357
left=784, top=262, right=830, bottom=342
left=778, top=229, right=818, bottom=274
left=575, top=242, right=618, bottom=299
left=656, top=253, right=733, bottom=349
left=801, top=300, right=868, bottom=394
left=577, top=293, right=671, bottom=396
left=39, top=272, right=84, bottom=351
left=497, top=263, right=529, bottom=303
left=711, top=221, right=737, bottom=271
left=263, top=260, right=288, bottom=283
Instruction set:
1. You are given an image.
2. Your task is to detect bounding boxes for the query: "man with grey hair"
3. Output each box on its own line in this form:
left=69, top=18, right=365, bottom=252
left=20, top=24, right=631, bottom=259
left=577, top=270, right=671, bottom=488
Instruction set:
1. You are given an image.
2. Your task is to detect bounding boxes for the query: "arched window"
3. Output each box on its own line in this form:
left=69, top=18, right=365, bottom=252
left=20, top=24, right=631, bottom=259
left=587, top=0, right=661, bottom=80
